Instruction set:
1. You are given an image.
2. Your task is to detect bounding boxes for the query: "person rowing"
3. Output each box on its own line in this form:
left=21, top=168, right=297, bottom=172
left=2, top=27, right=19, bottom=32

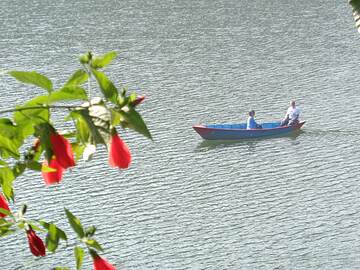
left=281, top=100, right=300, bottom=126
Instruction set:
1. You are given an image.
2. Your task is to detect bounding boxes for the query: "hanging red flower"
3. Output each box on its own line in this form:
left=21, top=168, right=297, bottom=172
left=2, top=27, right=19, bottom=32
left=0, top=194, right=10, bottom=218
left=93, top=255, right=116, bottom=270
left=26, top=228, right=46, bottom=257
left=41, top=158, right=64, bottom=185
left=109, top=133, right=131, bottom=169
left=50, top=133, right=75, bottom=169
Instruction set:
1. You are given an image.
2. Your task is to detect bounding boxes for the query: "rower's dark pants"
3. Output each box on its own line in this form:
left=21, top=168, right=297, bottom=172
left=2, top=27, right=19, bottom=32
left=281, top=117, right=299, bottom=126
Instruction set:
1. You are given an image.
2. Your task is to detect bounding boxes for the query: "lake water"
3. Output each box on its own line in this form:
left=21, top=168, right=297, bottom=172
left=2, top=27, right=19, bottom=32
left=1, top=1, right=360, bottom=269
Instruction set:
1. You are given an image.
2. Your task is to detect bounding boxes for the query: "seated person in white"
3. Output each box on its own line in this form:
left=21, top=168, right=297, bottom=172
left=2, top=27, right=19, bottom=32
left=281, top=100, right=300, bottom=126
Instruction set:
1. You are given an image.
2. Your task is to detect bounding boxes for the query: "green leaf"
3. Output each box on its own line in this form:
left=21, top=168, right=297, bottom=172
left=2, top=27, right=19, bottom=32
left=0, top=160, right=8, bottom=166
left=350, top=0, right=360, bottom=11
left=52, top=267, right=70, bottom=270
left=85, top=238, right=103, bottom=251
left=8, top=71, right=53, bottom=93
left=26, top=161, right=56, bottom=172
left=71, top=143, right=85, bottom=161
left=119, top=107, right=152, bottom=139
left=65, top=70, right=89, bottom=86
left=91, top=51, right=117, bottom=69
left=49, top=86, right=88, bottom=103
left=26, top=161, right=42, bottom=171
left=0, top=118, right=22, bottom=140
left=26, top=222, right=45, bottom=232
left=46, top=223, right=59, bottom=252
left=110, top=109, right=121, bottom=126
left=39, top=220, right=67, bottom=241
left=0, top=120, right=23, bottom=158
left=34, top=123, right=55, bottom=163
left=0, top=167, right=15, bottom=200
left=74, top=246, right=85, bottom=270
left=91, top=69, right=118, bottom=104
left=71, top=109, right=108, bottom=145
left=64, top=208, right=85, bottom=238
left=129, top=92, right=137, bottom=103
left=12, top=162, right=26, bottom=178
left=70, top=111, right=90, bottom=144
left=0, top=135, right=20, bottom=159
left=0, top=208, right=11, bottom=217
left=0, top=221, right=15, bottom=237
left=350, top=0, right=360, bottom=33
left=14, top=96, right=50, bottom=138
left=85, top=226, right=96, bottom=237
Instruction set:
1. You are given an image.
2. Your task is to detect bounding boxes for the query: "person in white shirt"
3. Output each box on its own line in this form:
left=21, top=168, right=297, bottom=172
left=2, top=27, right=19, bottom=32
left=281, top=100, right=300, bottom=126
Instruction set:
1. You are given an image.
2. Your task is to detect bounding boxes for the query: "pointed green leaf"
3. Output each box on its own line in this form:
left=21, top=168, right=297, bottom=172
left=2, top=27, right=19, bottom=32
left=26, top=161, right=56, bottom=172
left=0, top=221, right=15, bottom=237
left=85, top=226, right=96, bottom=237
left=12, top=162, right=26, bottom=178
left=0, top=208, right=11, bottom=217
left=74, top=246, right=85, bottom=270
left=49, top=86, right=88, bottom=103
left=85, top=238, right=103, bottom=251
left=350, top=0, right=360, bottom=11
left=70, top=111, right=90, bottom=144
left=0, top=135, right=20, bottom=159
left=0, top=119, right=21, bottom=139
left=26, top=161, right=42, bottom=171
left=14, top=96, right=50, bottom=138
left=46, top=223, right=59, bottom=252
left=110, top=109, right=122, bottom=126
left=0, top=167, right=15, bottom=200
left=0, top=160, right=8, bottom=166
left=349, top=0, right=360, bottom=33
left=91, top=69, right=118, bottom=104
left=52, top=267, right=70, bottom=270
left=8, top=71, right=53, bottom=93
left=34, top=123, right=55, bottom=163
left=119, top=107, right=152, bottom=139
left=64, top=208, right=85, bottom=238
left=39, top=220, right=67, bottom=241
left=65, top=70, right=89, bottom=86
left=71, top=143, right=85, bottom=161
left=91, top=51, right=117, bottom=69
left=0, top=120, right=23, bottom=155
left=26, top=222, right=45, bottom=232
left=71, top=109, right=108, bottom=145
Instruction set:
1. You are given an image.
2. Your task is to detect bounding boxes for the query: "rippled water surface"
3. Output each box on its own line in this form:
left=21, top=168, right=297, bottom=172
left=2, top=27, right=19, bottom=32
left=1, top=1, right=360, bottom=269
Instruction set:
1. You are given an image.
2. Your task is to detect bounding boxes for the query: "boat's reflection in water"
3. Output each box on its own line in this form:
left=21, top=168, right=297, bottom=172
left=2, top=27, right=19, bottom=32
left=196, top=130, right=304, bottom=152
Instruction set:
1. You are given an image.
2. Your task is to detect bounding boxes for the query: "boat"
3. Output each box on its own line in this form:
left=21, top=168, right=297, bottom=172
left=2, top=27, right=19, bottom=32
left=193, top=121, right=305, bottom=140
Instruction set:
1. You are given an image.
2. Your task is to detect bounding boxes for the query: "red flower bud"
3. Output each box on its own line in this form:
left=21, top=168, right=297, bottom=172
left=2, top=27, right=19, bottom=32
left=109, top=134, right=131, bottom=169
left=26, top=228, right=46, bottom=257
left=0, top=194, right=10, bottom=218
left=50, top=133, right=75, bottom=169
left=41, top=158, right=64, bottom=185
left=132, top=95, right=145, bottom=106
left=93, top=255, right=116, bottom=270
left=33, top=138, right=41, bottom=152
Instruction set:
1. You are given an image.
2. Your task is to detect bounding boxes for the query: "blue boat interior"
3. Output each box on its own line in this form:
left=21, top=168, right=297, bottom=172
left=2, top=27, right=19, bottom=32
left=205, top=122, right=282, bottom=129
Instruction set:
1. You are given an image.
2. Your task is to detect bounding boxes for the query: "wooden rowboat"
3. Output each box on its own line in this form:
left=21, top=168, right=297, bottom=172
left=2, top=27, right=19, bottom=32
left=193, top=121, right=305, bottom=140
